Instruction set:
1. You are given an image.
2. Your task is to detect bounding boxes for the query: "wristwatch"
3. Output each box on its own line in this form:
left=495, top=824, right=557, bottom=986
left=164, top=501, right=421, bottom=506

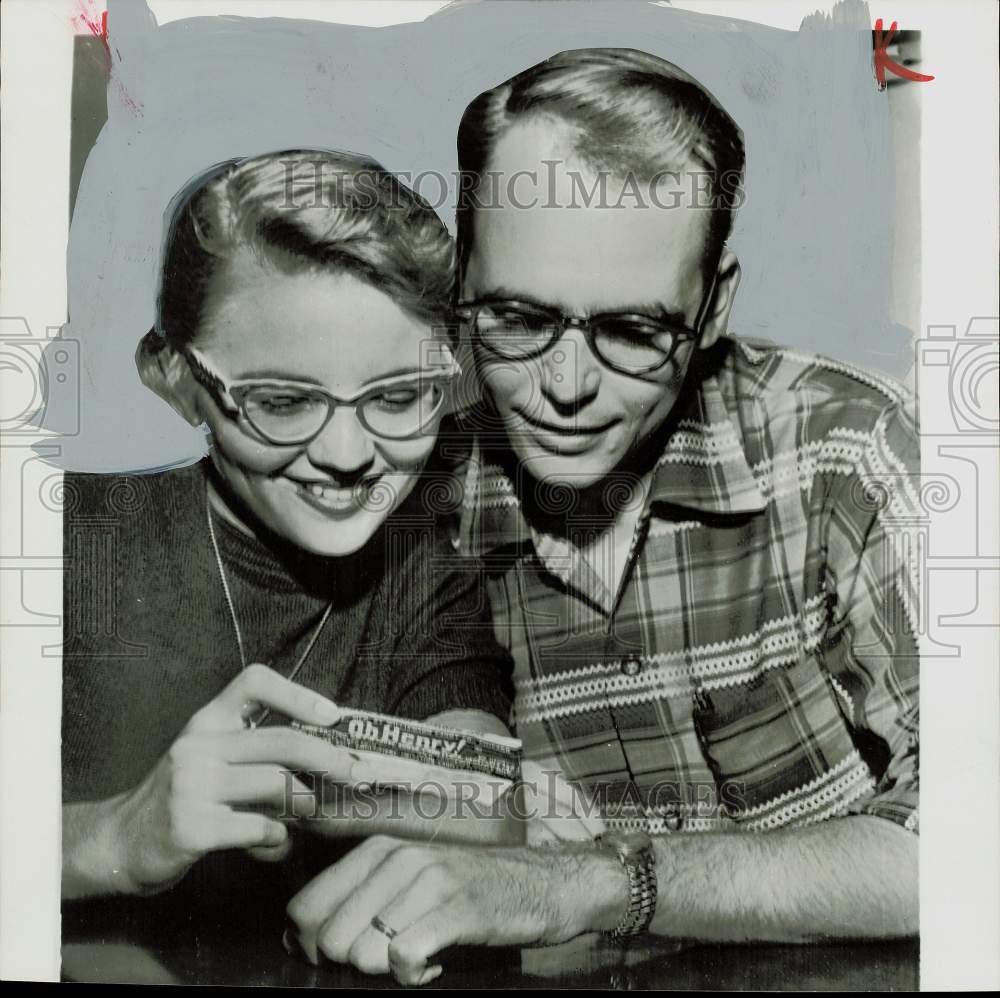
left=595, top=830, right=657, bottom=940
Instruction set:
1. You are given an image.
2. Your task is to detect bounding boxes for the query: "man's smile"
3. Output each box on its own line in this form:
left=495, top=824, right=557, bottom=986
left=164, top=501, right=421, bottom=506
left=513, top=408, right=620, bottom=436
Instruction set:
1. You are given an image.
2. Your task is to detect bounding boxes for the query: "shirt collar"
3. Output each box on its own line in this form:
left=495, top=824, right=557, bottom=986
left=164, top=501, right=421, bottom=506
left=461, top=366, right=767, bottom=559
left=646, top=365, right=767, bottom=516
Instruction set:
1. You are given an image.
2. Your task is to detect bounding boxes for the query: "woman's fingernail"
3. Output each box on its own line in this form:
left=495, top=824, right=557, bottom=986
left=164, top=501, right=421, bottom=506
left=417, top=965, right=443, bottom=986
left=281, top=927, right=298, bottom=956
left=313, top=698, right=340, bottom=725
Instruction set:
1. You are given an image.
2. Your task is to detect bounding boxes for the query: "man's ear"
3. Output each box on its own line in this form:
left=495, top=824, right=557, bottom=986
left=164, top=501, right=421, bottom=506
left=698, top=248, right=741, bottom=351
left=135, top=333, right=204, bottom=427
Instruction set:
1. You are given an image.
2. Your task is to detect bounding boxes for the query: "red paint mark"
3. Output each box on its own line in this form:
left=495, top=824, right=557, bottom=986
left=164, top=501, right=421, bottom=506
left=72, top=2, right=109, bottom=56
left=873, top=19, right=935, bottom=90
left=71, top=2, right=144, bottom=117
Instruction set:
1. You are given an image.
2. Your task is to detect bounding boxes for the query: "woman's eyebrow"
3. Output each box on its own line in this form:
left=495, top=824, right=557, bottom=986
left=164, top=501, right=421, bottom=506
left=231, top=367, right=435, bottom=388
left=232, top=371, right=322, bottom=385
left=359, top=367, right=435, bottom=387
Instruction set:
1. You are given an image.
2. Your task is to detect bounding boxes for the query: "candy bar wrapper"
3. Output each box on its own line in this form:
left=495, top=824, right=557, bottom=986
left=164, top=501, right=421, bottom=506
left=292, top=709, right=521, bottom=805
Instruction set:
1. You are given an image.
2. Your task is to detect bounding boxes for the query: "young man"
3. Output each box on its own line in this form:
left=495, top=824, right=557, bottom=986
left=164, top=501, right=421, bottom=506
left=287, top=49, right=919, bottom=983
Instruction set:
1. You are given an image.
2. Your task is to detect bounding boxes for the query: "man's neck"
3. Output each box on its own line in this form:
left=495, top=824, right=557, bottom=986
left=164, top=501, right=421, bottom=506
left=510, top=464, right=654, bottom=605
left=575, top=469, right=653, bottom=602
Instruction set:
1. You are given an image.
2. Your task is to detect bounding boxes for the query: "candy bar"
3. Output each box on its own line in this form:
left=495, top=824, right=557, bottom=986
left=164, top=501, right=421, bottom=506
left=292, top=709, right=521, bottom=798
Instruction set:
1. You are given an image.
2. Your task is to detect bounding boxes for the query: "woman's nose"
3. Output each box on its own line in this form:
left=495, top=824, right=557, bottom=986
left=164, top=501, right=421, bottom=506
left=540, top=327, right=601, bottom=407
left=306, top=405, right=376, bottom=476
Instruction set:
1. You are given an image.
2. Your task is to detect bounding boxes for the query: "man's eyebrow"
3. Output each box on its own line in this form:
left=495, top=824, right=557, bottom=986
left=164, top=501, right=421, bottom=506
left=599, top=302, right=689, bottom=324
left=463, top=285, right=550, bottom=307
left=468, top=287, right=689, bottom=324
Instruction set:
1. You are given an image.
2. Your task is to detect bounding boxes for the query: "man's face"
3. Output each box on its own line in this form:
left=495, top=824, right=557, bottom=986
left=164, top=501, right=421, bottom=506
left=464, top=118, right=727, bottom=490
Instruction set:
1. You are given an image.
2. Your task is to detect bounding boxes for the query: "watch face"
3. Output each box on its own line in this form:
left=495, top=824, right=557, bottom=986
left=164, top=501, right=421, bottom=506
left=619, top=831, right=653, bottom=856
left=603, top=830, right=653, bottom=858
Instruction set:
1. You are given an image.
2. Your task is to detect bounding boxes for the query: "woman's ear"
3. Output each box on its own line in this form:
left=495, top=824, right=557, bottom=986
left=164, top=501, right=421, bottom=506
left=698, top=249, right=741, bottom=351
left=135, top=332, right=204, bottom=427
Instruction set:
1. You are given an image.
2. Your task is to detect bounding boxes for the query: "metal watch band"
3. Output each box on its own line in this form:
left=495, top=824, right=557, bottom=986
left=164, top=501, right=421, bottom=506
left=612, top=851, right=657, bottom=939
left=598, top=832, right=658, bottom=940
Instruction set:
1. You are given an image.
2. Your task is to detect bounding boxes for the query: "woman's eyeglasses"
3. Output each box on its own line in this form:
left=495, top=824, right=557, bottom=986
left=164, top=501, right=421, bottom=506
left=180, top=346, right=460, bottom=445
left=456, top=276, right=716, bottom=377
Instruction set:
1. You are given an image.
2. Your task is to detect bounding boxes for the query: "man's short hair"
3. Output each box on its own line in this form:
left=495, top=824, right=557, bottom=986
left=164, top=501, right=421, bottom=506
left=456, top=47, right=745, bottom=276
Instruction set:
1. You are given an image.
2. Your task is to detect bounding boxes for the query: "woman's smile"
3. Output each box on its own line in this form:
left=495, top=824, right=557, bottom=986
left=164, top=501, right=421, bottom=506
left=286, top=473, right=385, bottom=517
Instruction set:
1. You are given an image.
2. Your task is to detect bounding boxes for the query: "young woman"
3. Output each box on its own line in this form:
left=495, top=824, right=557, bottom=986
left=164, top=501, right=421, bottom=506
left=61, top=150, right=514, bottom=904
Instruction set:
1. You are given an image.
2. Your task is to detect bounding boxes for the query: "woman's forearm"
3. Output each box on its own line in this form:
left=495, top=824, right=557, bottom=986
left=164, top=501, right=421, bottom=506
left=62, top=798, right=138, bottom=901
left=642, top=815, right=918, bottom=942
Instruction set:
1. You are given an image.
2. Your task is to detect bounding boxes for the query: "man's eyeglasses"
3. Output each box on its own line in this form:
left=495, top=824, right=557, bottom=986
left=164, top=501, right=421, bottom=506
left=457, top=276, right=716, bottom=377
left=180, top=345, right=460, bottom=445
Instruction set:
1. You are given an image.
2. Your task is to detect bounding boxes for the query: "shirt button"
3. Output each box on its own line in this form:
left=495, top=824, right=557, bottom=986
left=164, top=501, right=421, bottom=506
left=664, top=803, right=685, bottom=832
left=621, top=655, right=643, bottom=677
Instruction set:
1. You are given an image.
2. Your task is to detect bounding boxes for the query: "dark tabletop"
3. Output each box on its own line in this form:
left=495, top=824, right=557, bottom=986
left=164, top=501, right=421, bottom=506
left=61, top=835, right=919, bottom=990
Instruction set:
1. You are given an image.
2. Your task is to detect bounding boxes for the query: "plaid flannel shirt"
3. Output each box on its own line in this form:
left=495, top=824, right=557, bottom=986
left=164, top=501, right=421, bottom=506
left=457, top=337, right=920, bottom=836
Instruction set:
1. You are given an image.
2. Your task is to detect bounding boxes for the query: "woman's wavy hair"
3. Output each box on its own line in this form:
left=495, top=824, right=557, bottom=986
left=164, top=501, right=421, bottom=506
left=150, top=148, right=455, bottom=350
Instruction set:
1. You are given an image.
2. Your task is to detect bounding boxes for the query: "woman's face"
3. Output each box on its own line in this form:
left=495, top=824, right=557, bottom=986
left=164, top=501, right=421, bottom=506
left=189, top=252, right=443, bottom=556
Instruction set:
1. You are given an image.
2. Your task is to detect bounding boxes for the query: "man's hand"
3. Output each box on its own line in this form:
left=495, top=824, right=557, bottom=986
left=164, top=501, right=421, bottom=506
left=286, top=835, right=622, bottom=985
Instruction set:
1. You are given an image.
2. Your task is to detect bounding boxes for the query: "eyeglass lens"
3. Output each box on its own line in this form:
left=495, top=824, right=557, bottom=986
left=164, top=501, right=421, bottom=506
left=241, top=381, right=445, bottom=443
left=472, top=304, right=679, bottom=374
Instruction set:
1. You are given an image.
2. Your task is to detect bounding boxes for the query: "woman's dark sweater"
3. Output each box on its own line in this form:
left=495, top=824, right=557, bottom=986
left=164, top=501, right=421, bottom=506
left=62, top=459, right=513, bottom=803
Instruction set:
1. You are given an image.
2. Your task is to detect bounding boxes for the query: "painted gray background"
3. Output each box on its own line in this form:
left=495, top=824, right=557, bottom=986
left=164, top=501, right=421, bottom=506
left=45, top=0, right=909, bottom=471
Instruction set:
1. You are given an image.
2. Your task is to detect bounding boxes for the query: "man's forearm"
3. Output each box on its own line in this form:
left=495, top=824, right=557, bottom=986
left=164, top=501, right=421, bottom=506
left=622, top=816, right=917, bottom=942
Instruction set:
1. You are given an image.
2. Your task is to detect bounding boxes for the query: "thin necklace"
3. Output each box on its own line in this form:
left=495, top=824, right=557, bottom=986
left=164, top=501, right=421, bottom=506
left=206, top=488, right=334, bottom=728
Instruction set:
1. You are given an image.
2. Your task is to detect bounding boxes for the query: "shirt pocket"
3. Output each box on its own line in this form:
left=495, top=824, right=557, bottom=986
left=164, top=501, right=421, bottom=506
left=692, top=655, right=860, bottom=825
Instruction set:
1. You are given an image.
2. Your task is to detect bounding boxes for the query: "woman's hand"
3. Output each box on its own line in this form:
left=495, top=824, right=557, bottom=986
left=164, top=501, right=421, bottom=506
left=63, top=664, right=354, bottom=899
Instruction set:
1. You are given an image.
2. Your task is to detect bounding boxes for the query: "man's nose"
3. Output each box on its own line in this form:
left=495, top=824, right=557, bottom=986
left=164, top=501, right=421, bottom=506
left=539, top=328, right=601, bottom=408
left=306, top=405, right=376, bottom=476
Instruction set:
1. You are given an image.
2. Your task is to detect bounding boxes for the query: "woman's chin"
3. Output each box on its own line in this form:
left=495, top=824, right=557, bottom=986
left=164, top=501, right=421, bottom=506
left=272, top=508, right=385, bottom=557
left=214, top=474, right=397, bottom=557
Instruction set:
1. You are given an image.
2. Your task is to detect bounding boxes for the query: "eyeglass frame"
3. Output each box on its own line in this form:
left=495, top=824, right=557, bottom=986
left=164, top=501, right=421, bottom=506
left=178, top=343, right=461, bottom=445
left=456, top=270, right=718, bottom=378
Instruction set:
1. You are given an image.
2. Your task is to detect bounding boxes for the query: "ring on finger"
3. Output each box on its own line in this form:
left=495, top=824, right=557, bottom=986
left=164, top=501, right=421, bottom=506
left=370, top=915, right=398, bottom=941
left=241, top=700, right=262, bottom=729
